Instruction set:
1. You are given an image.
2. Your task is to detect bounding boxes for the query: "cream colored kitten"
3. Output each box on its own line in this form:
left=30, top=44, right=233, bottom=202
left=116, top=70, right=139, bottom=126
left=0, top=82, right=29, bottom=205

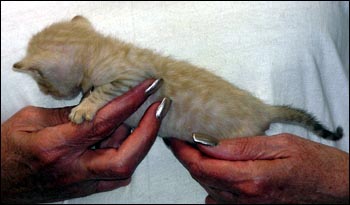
left=13, top=16, right=343, bottom=142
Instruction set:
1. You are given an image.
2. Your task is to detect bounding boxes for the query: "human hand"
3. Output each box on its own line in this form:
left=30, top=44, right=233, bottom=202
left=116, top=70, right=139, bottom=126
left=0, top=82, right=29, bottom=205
left=1, top=79, right=169, bottom=203
left=166, top=133, right=349, bottom=204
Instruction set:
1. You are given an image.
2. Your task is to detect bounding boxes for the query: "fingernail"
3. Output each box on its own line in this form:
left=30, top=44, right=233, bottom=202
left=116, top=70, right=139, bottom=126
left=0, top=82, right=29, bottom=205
left=156, top=97, right=171, bottom=120
left=192, top=133, right=219, bottom=146
left=162, top=137, right=171, bottom=148
left=145, top=79, right=163, bottom=96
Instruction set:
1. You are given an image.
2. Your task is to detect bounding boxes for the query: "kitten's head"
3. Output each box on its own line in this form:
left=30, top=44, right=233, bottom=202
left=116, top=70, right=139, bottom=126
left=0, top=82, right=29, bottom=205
left=13, top=15, right=94, bottom=99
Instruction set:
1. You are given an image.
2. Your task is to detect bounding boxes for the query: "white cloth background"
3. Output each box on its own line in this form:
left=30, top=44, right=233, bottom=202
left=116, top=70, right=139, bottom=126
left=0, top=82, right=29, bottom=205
left=1, top=1, right=349, bottom=204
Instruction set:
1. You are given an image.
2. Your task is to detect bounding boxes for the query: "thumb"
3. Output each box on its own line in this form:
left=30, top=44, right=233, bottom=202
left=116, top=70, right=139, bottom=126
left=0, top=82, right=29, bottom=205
left=195, top=134, right=292, bottom=161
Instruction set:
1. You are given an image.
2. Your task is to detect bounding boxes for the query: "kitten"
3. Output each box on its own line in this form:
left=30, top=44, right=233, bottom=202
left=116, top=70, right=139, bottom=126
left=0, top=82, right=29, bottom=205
left=13, top=15, right=343, bottom=142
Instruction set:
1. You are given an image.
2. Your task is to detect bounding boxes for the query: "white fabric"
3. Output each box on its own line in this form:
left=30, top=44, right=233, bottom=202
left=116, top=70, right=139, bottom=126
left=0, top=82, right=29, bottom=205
left=1, top=1, right=348, bottom=204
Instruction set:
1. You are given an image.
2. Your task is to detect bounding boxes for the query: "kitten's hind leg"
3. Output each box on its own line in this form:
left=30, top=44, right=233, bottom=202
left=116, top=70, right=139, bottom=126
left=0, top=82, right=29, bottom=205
left=69, top=80, right=136, bottom=124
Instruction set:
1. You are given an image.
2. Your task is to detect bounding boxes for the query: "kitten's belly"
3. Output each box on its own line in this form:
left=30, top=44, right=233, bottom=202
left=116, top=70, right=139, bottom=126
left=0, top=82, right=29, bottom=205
left=124, top=91, right=268, bottom=142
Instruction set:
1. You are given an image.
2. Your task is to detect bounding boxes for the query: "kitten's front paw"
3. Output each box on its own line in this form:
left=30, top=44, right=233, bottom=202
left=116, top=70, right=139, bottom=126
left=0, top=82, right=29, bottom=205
left=69, top=105, right=97, bottom=124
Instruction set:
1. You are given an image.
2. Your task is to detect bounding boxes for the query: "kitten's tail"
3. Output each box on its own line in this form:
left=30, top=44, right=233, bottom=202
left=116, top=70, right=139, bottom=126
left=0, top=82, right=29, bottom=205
left=269, top=105, right=343, bottom=141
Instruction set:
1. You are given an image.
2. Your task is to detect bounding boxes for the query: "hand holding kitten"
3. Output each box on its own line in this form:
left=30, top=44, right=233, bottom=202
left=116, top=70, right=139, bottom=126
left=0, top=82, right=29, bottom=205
left=166, top=134, right=349, bottom=204
left=1, top=79, right=169, bottom=203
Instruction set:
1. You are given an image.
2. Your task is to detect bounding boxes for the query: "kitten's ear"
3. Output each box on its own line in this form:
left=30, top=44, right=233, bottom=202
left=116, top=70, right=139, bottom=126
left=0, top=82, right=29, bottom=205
left=71, top=15, right=92, bottom=27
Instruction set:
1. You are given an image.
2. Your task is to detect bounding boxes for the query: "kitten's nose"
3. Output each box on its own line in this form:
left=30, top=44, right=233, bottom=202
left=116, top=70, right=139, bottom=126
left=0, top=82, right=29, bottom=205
left=13, top=62, right=22, bottom=69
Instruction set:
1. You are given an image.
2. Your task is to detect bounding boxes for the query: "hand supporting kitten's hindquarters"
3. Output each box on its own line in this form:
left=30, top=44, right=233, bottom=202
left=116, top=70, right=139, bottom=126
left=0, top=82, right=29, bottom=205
left=167, top=134, right=349, bottom=204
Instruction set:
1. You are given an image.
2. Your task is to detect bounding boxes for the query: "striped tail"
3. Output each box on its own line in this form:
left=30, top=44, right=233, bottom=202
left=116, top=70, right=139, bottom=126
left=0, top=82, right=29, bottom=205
left=269, top=105, right=343, bottom=141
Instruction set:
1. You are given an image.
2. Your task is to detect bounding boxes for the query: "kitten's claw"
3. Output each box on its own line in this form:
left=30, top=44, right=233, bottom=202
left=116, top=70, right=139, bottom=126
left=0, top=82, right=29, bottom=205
left=69, top=105, right=97, bottom=124
left=69, top=110, right=85, bottom=124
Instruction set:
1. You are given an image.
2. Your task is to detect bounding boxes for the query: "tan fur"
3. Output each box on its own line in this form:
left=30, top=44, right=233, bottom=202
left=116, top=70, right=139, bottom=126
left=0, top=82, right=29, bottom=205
left=13, top=16, right=342, bottom=142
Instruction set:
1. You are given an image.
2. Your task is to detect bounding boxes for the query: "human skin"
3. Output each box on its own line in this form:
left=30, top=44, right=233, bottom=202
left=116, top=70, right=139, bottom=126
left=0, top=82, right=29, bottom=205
left=1, top=79, right=166, bottom=203
left=166, top=134, right=349, bottom=204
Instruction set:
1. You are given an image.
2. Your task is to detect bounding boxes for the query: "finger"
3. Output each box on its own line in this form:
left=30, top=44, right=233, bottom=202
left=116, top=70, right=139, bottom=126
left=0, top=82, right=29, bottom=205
left=171, top=136, right=296, bottom=200
left=205, top=195, right=218, bottom=204
left=115, top=102, right=161, bottom=165
left=81, top=101, right=162, bottom=179
left=169, top=138, right=207, bottom=169
left=197, top=134, right=293, bottom=161
left=205, top=190, right=237, bottom=204
left=98, top=124, right=131, bottom=149
left=202, top=182, right=239, bottom=204
left=204, top=184, right=273, bottom=204
left=200, top=178, right=240, bottom=199
left=169, top=138, right=232, bottom=186
left=95, top=178, right=131, bottom=193
left=38, top=79, right=159, bottom=147
left=169, top=138, right=269, bottom=190
left=45, top=178, right=131, bottom=202
left=91, top=78, right=160, bottom=138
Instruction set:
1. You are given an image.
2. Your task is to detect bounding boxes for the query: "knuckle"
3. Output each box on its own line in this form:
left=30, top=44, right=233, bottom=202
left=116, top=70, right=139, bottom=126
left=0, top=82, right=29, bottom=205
left=187, top=161, right=205, bottom=180
left=110, top=163, right=134, bottom=179
left=21, top=105, right=37, bottom=112
left=277, top=133, right=296, bottom=146
left=237, top=179, right=266, bottom=196
left=19, top=106, right=39, bottom=115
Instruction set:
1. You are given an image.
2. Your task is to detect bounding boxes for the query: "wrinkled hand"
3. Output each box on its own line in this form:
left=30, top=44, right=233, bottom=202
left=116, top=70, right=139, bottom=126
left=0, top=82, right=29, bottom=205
left=167, top=134, right=349, bottom=204
left=1, top=79, right=165, bottom=203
